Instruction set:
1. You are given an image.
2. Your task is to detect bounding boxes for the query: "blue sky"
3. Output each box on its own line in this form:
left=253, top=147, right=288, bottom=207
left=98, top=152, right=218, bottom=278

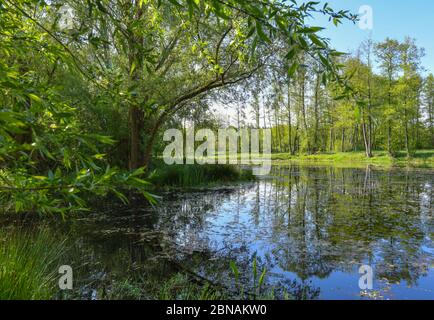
left=313, top=0, right=434, bottom=74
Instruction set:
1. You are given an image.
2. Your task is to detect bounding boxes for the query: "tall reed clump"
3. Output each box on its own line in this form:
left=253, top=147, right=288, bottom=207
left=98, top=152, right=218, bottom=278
left=0, top=227, right=67, bottom=300
left=149, top=164, right=254, bottom=188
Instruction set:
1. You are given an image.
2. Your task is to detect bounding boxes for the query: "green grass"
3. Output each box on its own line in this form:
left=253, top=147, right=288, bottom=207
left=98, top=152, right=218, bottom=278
left=149, top=163, right=255, bottom=188
left=270, top=150, right=434, bottom=168
left=0, top=227, right=67, bottom=300
left=199, top=150, right=434, bottom=168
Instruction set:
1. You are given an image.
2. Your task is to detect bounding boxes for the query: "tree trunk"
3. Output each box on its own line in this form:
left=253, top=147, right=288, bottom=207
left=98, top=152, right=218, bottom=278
left=404, top=108, right=410, bottom=157
left=287, top=81, right=294, bottom=155
left=362, top=122, right=372, bottom=157
left=361, top=107, right=372, bottom=158
left=127, top=3, right=145, bottom=170
left=329, top=128, right=334, bottom=152
left=430, top=101, right=434, bottom=147
left=143, top=122, right=159, bottom=169
left=128, top=106, right=144, bottom=169
left=293, top=124, right=299, bottom=154
left=387, top=85, right=393, bottom=156
left=300, top=79, right=310, bottom=153
left=387, top=120, right=392, bottom=155
left=288, top=108, right=293, bottom=155
left=275, top=108, right=282, bottom=152
left=355, top=125, right=359, bottom=151
left=341, top=128, right=345, bottom=153
left=313, top=72, right=320, bottom=152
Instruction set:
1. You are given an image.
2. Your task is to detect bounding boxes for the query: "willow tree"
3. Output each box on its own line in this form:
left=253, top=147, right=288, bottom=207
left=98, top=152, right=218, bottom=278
left=0, top=0, right=154, bottom=214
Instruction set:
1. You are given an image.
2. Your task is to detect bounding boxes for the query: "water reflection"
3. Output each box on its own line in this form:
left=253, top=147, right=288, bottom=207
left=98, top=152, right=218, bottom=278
left=155, top=165, right=434, bottom=299
left=2, top=165, right=432, bottom=299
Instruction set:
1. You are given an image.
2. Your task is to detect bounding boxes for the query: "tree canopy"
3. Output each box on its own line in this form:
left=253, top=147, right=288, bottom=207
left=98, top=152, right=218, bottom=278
left=0, top=0, right=357, bottom=214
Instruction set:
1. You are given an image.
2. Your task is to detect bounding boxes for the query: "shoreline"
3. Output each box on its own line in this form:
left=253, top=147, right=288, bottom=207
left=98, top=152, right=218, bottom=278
left=269, top=150, right=434, bottom=169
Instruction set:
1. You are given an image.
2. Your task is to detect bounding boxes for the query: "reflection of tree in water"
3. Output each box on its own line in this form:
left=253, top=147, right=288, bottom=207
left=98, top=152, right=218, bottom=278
left=32, top=166, right=431, bottom=299
left=270, top=166, right=434, bottom=286
left=153, top=166, right=434, bottom=296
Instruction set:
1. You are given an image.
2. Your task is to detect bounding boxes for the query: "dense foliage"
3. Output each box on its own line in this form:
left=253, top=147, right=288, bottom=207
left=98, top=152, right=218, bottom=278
left=0, top=0, right=356, bottom=214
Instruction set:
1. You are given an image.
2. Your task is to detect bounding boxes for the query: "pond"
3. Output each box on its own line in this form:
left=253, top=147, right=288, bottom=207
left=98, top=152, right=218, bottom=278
left=2, top=165, right=433, bottom=300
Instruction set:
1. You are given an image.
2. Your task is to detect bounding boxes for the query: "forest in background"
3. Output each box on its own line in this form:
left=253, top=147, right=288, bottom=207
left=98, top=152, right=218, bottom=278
left=168, top=38, right=434, bottom=158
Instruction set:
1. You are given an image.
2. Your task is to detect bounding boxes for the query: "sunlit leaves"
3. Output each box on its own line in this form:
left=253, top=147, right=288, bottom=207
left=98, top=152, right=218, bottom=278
left=0, top=1, right=156, bottom=214
left=0, top=0, right=359, bottom=214
left=155, top=0, right=355, bottom=80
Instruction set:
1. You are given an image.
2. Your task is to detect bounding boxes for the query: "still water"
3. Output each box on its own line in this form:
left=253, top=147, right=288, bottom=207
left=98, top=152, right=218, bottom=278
left=4, top=165, right=434, bottom=300
left=154, top=165, right=434, bottom=299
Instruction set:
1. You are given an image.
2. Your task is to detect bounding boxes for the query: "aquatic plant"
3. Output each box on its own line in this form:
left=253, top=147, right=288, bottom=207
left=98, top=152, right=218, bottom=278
left=149, top=164, right=254, bottom=188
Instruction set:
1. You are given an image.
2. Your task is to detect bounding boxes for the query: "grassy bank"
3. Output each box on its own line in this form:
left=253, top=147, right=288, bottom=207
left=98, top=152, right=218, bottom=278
left=270, top=150, right=434, bottom=168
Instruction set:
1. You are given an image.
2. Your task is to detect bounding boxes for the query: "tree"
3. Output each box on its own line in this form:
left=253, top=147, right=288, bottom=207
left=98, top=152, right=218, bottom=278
left=395, top=38, right=424, bottom=156
left=0, top=2, right=153, bottom=214
left=375, top=38, right=401, bottom=155
left=424, top=74, right=434, bottom=146
left=343, top=54, right=374, bottom=157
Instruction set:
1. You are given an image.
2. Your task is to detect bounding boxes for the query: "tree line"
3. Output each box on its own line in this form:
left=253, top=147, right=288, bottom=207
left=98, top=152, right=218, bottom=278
left=220, top=37, right=434, bottom=157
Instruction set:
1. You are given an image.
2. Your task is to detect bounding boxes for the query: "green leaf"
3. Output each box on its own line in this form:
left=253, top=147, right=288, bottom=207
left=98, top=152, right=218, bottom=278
left=285, top=45, right=298, bottom=61
left=308, top=34, right=326, bottom=48
left=129, top=62, right=136, bottom=76
left=288, top=63, right=298, bottom=78
left=28, top=94, right=42, bottom=103
left=230, top=261, right=239, bottom=281
left=167, top=0, right=182, bottom=6
left=256, top=21, right=271, bottom=43
left=258, top=268, right=266, bottom=289
left=300, top=26, right=324, bottom=33
left=143, top=191, right=159, bottom=205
